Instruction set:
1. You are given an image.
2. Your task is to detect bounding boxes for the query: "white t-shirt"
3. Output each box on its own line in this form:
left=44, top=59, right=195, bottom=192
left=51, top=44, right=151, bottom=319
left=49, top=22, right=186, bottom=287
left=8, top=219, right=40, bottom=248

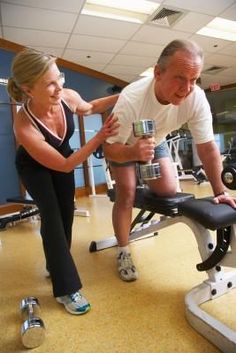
left=106, top=76, right=214, bottom=146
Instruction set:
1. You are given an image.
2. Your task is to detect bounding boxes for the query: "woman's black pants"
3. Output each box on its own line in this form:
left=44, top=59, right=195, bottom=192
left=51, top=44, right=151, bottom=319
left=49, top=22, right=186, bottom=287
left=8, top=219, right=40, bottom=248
left=18, top=165, right=82, bottom=297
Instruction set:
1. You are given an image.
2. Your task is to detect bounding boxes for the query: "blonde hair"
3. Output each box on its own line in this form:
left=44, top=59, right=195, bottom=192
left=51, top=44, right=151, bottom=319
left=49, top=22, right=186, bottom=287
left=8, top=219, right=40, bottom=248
left=7, top=48, right=56, bottom=103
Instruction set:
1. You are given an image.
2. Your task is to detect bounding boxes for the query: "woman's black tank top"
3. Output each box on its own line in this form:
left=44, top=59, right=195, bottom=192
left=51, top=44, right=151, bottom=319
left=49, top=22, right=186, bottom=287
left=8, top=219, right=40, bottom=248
left=16, top=100, right=75, bottom=169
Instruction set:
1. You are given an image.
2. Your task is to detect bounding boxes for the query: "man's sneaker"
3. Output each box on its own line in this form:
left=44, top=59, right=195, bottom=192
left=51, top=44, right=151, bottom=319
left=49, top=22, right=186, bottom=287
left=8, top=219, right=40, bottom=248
left=117, top=252, right=138, bottom=282
left=56, top=291, right=91, bottom=315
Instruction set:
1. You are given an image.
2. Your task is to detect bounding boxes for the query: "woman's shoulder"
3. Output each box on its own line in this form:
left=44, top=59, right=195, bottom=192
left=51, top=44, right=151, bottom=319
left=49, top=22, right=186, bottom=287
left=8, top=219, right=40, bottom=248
left=62, top=88, right=81, bottom=112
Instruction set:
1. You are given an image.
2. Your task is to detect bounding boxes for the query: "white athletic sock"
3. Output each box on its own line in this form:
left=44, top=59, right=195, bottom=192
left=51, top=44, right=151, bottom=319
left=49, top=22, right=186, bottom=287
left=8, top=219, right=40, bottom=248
left=117, top=245, right=130, bottom=256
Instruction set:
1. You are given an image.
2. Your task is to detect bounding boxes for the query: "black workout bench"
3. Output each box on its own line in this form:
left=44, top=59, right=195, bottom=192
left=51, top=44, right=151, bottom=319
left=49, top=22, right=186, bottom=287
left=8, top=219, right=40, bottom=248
left=89, top=186, right=236, bottom=353
left=0, top=197, right=40, bottom=230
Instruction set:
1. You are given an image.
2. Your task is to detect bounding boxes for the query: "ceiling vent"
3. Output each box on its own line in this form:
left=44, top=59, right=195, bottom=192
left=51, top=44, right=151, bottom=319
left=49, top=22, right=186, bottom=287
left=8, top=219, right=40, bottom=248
left=202, top=65, right=228, bottom=75
left=148, top=7, right=186, bottom=27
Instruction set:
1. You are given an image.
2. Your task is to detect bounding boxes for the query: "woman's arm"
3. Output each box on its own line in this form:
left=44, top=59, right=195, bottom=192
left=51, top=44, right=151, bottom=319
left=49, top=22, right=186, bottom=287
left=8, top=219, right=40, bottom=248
left=14, top=112, right=119, bottom=173
left=85, top=94, right=119, bottom=115
left=63, top=88, right=119, bottom=116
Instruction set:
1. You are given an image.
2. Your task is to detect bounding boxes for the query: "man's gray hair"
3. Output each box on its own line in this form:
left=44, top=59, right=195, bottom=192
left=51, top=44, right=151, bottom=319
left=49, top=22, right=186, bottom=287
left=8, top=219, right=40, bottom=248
left=157, top=39, right=204, bottom=71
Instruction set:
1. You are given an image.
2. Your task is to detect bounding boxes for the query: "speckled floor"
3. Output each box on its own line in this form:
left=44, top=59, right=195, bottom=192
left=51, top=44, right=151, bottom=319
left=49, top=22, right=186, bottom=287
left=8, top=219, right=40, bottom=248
left=0, top=181, right=236, bottom=353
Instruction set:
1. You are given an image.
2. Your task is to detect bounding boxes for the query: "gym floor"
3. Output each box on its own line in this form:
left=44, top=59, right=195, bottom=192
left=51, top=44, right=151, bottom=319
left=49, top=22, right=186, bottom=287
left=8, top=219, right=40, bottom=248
left=0, top=180, right=236, bottom=353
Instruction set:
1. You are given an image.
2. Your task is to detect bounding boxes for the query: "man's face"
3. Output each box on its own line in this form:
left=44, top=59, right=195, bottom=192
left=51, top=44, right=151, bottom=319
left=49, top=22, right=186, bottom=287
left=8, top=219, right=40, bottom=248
left=154, top=51, right=202, bottom=105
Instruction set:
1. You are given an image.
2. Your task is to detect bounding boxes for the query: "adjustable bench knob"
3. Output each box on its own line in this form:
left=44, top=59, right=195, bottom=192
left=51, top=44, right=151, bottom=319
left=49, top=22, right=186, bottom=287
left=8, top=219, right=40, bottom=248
left=133, top=120, right=161, bottom=180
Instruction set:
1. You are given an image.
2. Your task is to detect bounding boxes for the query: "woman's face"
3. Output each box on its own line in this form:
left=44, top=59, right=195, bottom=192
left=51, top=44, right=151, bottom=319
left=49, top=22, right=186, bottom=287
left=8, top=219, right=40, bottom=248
left=26, top=63, right=65, bottom=105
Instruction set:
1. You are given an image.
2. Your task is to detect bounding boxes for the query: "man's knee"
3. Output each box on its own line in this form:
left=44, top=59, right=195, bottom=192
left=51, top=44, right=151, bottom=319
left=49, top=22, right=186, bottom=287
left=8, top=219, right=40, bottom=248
left=148, top=179, right=177, bottom=197
left=115, top=186, right=136, bottom=208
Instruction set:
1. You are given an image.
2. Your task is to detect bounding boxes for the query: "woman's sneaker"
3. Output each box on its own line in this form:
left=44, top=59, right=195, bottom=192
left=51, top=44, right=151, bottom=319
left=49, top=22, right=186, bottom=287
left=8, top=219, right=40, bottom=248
left=56, top=291, right=91, bottom=315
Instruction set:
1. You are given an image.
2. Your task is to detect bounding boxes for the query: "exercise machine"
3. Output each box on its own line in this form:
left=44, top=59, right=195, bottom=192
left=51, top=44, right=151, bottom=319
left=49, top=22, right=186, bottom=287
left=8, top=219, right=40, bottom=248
left=89, top=186, right=236, bottom=353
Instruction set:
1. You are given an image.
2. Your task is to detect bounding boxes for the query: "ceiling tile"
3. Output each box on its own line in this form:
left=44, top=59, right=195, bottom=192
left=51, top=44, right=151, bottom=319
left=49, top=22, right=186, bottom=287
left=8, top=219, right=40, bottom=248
left=220, top=3, right=236, bottom=21
left=1, top=0, right=236, bottom=88
left=76, top=62, right=106, bottom=72
left=104, top=64, right=147, bottom=75
left=163, top=0, right=235, bottom=16
left=173, top=12, right=213, bottom=33
left=110, top=54, right=156, bottom=67
left=132, top=24, right=190, bottom=45
left=3, top=27, right=70, bottom=48
left=67, top=34, right=126, bottom=53
left=74, top=15, right=141, bottom=40
left=205, top=53, right=236, bottom=68
left=201, top=73, right=236, bottom=88
left=120, top=41, right=163, bottom=58
left=219, top=43, right=236, bottom=56
left=101, top=72, right=138, bottom=83
left=0, top=0, right=85, bottom=12
left=63, top=49, right=114, bottom=64
left=190, top=34, right=233, bottom=53
left=2, top=3, right=77, bottom=32
left=28, top=47, right=65, bottom=57
left=218, top=66, right=236, bottom=78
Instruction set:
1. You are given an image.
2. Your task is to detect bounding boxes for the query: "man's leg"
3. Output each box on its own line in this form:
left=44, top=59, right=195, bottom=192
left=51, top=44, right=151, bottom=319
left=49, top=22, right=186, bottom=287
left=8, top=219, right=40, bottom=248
left=147, top=141, right=178, bottom=196
left=111, top=163, right=138, bottom=281
left=147, top=157, right=177, bottom=196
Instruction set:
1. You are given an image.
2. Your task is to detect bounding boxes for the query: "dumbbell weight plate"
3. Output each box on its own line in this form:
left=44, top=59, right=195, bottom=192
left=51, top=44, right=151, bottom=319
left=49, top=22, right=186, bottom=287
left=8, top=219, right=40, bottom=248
left=139, top=162, right=161, bottom=180
left=133, top=120, right=156, bottom=137
left=21, top=317, right=45, bottom=348
left=221, top=165, right=236, bottom=190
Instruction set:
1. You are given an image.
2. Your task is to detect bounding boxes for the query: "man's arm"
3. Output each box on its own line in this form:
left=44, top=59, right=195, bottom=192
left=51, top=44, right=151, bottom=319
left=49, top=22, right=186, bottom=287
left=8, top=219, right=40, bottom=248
left=103, top=142, right=137, bottom=163
left=196, top=141, right=224, bottom=195
left=103, top=138, right=156, bottom=164
left=197, top=141, right=236, bottom=207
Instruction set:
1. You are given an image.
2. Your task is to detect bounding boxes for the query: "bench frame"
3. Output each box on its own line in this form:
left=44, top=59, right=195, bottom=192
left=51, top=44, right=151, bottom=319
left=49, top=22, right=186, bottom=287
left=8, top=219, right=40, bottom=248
left=89, top=189, right=236, bottom=353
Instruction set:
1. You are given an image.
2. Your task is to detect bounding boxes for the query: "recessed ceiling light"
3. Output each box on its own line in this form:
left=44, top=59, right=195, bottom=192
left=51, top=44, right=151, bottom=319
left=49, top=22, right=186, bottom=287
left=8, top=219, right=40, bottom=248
left=197, top=17, right=236, bottom=42
left=82, top=0, right=160, bottom=24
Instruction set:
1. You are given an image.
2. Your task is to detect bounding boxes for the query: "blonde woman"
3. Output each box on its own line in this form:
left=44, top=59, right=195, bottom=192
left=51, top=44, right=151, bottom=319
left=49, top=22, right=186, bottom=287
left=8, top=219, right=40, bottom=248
left=7, top=48, right=119, bottom=315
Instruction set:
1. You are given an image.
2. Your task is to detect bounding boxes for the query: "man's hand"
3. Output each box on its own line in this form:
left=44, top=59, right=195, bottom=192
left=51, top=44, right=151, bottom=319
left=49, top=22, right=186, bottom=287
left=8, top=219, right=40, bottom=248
left=213, top=193, right=236, bottom=208
left=134, top=137, right=155, bottom=162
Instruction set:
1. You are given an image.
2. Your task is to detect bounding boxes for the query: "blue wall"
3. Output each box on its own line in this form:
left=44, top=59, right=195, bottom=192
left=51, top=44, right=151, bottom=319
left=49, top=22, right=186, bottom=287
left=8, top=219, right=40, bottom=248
left=0, top=48, right=116, bottom=204
left=0, top=50, right=20, bottom=204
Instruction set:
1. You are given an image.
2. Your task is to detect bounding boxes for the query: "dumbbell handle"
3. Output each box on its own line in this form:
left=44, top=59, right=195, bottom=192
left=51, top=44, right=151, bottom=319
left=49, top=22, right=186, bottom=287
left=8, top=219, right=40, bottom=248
left=21, top=298, right=41, bottom=320
left=133, top=120, right=156, bottom=163
left=133, top=120, right=160, bottom=180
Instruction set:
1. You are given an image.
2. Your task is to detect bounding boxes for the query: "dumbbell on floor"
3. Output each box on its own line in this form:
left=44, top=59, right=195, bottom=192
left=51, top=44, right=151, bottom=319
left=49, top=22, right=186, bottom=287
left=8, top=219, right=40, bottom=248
left=221, top=163, right=236, bottom=190
left=133, top=120, right=161, bottom=180
left=20, top=296, right=45, bottom=348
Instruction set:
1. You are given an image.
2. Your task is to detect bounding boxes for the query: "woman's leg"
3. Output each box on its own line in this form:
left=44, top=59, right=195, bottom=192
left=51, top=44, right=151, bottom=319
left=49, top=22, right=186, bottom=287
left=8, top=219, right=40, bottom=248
left=52, top=170, right=75, bottom=249
left=19, top=166, right=81, bottom=297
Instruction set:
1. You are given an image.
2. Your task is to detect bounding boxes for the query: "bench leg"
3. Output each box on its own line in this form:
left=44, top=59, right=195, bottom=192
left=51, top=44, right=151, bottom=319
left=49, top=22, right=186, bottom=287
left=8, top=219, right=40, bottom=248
left=183, top=218, right=236, bottom=353
left=185, top=272, right=236, bottom=353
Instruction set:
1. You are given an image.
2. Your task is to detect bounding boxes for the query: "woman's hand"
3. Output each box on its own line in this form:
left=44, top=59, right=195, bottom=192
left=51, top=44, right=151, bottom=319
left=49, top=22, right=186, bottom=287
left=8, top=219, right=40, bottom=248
left=96, top=114, right=120, bottom=142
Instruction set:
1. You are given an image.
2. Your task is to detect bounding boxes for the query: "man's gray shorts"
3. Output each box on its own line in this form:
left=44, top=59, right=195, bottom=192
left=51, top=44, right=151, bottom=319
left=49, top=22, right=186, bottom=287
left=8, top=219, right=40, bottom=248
left=109, top=140, right=170, bottom=167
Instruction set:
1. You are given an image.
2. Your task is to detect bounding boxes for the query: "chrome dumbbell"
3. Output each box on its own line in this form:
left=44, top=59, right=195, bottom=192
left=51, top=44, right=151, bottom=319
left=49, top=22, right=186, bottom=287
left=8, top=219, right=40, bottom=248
left=133, top=120, right=161, bottom=180
left=20, top=297, right=46, bottom=349
left=221, top=163, right=236, bottom=190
